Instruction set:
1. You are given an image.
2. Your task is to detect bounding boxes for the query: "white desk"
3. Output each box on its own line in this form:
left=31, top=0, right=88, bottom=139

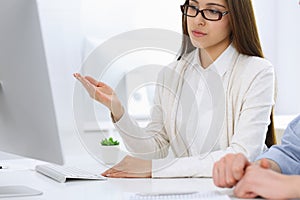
left=1, top=112, right=297, bottom=200
left=0, top=162, right=238, bottom=200
left=0, top=155, right=267, bottom=200
left=0, top=129, right=260, bottom=200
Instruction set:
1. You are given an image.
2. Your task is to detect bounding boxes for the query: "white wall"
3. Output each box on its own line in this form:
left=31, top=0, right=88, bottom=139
left=3, top=0, right=296, bottom=136
left=1, top=0, right=299, bottom=160
left=19, top=0, right=300, bottom=132
left=80, top=0, right=181, bottom=40
left=37, top=0, right=82, bottom=131
left=81, top=0, right=300, bottom=117
left=253, top=0, right=300, bottom=115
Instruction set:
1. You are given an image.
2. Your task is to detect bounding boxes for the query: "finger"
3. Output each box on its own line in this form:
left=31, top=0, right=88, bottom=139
left=234, top=176, right=257, bottom=199
left=243, top=192, right=258, bottom=199
left=74, top=73, right=91, bottom=86
left=75, top=75, right=98, bottom=95
left=85, top=76, right=108, bottom=89
left=106, top=171, right=137, bottom=178
left=225, top=159, right=236, bottom=187
left=101, top=158, right=128, bottom=176
left=213, top=161, right=225, bottom=187
left=85, top=76, right=101, bottom=87
left=234, top=187, right=258, bottom=199
left=73, top=74, right=98, bottom=87
left=85, top=77, right=113, bottom=95
left=212, top=162, right=220, bottom=186
left=73, top=73, right=88, bottom=85
left=109, top=170, right=149, bottom=178
left=234, top=188, right=257, bottom=199
left=73, top=73, right=81, bottom=78
left=234, top=179, right=247, bottom=198
left=81, top=78, right=96, bottom=95
left=232, top=154, right=249, bottom=180
left=217, top=158, right=227, bottom=187
left=101, top=167, right=120, bottom=177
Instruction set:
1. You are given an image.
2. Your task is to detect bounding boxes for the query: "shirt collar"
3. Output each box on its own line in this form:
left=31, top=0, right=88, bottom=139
left=191, top=43, right=238, bottom=77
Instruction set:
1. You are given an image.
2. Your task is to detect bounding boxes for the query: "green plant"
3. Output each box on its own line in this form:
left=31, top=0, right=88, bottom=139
left=100, top=137, right=119, bottom=146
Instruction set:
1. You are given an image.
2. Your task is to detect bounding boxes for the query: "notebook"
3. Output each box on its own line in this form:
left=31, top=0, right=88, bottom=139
left=125, top=191, right=230, bottom=200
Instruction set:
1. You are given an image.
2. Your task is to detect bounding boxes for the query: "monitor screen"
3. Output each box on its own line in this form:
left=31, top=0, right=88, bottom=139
left=0, top=0, right=64, bottom=165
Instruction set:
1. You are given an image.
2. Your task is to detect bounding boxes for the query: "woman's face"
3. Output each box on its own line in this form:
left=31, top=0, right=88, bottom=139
left=186, top=0, right=231, bottom=51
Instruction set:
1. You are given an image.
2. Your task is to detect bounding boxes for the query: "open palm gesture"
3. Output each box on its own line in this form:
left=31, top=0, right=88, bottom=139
left=73, top=73, right=124, bottom=121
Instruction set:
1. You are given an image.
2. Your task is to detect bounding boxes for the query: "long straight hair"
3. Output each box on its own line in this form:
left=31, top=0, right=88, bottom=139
left=178, top=0, right=276, bottom=147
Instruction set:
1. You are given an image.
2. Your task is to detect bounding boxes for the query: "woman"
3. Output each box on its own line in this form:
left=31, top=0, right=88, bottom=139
left=74, top=0, right=275, bottom=178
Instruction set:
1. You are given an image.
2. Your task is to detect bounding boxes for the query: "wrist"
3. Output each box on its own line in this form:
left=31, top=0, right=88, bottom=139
left=256, top=158, right=281, bottom=173
left=267, top=160, right=281, bottom=173
left=292, top=176, right=300, bottom=198
left=280, top=175, right=300, bottom=199
left=111, top=106, right=124, bottom=122
left=149, top=161, right=152, bottom=178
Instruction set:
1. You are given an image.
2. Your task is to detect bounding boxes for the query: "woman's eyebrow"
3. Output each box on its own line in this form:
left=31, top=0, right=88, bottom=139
left=189, top=1, right=226, bottom=9
left=190, top=0, right=199, bottom=4
left=206, top=3, right=226, bottom=8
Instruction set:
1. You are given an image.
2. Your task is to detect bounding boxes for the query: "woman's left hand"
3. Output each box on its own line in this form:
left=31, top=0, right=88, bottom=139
left=102, top=155, right=152, bottom=178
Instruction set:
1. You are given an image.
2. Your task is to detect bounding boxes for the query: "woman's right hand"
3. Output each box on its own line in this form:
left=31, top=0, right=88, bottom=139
left=73, top=73, right=124, bottom=122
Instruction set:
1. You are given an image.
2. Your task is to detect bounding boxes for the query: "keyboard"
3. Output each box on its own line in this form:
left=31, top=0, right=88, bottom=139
left=35, top=164, right=107, bottom=183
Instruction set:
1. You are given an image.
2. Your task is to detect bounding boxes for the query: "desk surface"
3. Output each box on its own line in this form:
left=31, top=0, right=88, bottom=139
left=0, top=129, right=261, bottom=200
left=0, top=157, right=262, bottom=200
left=0, top=166, right=235, bottom=200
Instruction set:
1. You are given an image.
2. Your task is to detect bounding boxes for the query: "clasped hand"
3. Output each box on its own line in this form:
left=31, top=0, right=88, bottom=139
left=213, top=153, right=296, bottom=199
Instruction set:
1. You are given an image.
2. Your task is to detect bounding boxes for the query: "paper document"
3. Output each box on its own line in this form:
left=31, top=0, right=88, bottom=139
left=125, top=191, right=230, bottom=200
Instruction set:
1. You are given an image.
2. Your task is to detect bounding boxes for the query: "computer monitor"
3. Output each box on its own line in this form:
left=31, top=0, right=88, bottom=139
left=0, top=0, right=64, bottom=197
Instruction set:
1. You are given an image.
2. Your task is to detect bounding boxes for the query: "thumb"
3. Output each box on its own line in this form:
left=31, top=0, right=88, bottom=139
left=260, top=158, right=271, bottom=169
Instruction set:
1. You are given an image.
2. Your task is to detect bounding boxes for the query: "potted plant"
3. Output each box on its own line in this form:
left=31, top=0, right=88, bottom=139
left=99, top=137, right=120, bottom=164
left=101, top=137, right=120, bottom=146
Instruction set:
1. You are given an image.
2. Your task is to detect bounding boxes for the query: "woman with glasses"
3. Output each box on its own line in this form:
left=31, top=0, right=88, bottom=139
left=74, top=0, right=275, bottom=178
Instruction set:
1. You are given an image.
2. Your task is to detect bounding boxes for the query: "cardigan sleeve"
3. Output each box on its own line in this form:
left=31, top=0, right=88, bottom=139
left=229, top=66, right=275, bottom=161
left=113, top=68, right=170, bottom=159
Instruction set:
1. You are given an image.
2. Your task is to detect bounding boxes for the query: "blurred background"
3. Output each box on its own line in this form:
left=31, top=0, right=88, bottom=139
left=1, top=0, right=299, bottom=159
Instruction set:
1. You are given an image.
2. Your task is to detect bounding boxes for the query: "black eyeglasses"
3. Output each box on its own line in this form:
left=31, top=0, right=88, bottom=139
left=180, top=4, right=229, bottom=21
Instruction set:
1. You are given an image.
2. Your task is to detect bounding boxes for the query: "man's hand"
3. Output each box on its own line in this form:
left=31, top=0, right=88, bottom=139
left=234, top=164, right=299, bottom=199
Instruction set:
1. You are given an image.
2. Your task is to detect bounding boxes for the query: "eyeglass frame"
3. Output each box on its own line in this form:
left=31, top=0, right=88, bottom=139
left=180, top=4, right=229, bottom=21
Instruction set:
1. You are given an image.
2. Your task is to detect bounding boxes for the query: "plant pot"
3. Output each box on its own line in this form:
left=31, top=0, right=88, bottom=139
left=99, top=145, right=120, bottom=165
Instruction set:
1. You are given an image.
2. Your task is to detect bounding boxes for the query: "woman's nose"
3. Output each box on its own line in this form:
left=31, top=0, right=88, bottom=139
left=194, top=12, right=206, bottom=26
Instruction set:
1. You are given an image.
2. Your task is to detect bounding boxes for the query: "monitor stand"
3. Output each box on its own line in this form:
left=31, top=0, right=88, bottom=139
left=0, top=186, right=42, bottom=198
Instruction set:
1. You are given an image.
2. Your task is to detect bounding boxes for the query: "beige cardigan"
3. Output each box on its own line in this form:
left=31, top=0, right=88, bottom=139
left=114, top=45, right=275, bottom=177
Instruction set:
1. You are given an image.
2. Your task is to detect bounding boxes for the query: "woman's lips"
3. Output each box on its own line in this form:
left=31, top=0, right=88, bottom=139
left=192, top=30, right=207, bottom=37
